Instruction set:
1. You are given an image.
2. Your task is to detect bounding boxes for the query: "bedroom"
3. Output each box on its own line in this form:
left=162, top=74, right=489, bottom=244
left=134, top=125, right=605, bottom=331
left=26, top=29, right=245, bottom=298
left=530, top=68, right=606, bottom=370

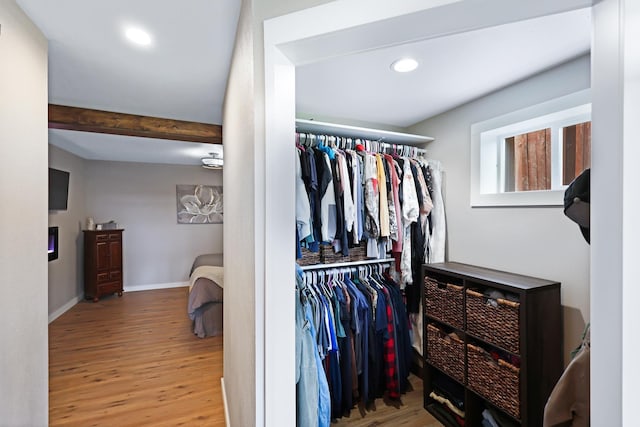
left=47, top=144, right=223, bottom=320
left=1, top=0, right=640, bottom=426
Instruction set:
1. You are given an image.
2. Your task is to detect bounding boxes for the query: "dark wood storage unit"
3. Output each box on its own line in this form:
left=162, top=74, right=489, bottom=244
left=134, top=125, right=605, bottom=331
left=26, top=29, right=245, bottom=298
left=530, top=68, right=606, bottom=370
left=83, top=230, right=124, bottom=302
left=422, top=262, right=562, bottom=427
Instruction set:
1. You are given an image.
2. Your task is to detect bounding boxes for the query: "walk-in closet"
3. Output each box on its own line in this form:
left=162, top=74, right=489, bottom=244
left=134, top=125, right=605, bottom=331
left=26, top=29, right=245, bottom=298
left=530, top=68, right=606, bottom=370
left=294, top=119, right=447, bottom=425
left=288, top=4, right=592, bottom=427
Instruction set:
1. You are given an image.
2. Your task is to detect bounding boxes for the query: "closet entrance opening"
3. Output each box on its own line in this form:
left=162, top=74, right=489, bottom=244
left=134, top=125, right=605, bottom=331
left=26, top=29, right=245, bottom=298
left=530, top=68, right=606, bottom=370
left=267, top=1, right=592, bottom=426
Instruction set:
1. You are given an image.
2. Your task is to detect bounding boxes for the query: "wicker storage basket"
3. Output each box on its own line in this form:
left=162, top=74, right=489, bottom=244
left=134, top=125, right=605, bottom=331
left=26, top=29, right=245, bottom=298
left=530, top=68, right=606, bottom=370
left=298, top=247, right=321, bottom=266
left=348, top=243, right=367, bottom=262
left=320, top=245, right=349, bottom=264
left=424, top=277, right=464, bottom=329
left=467, top=343, right=520, bottom=419
left=426, top=323, right=464, bottom=383
left=466, top=289, right=520, bottom=354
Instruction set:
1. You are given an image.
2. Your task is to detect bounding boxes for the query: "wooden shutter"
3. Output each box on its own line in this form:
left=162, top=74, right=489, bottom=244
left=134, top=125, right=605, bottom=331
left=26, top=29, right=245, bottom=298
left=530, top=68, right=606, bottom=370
left=563, top=121, right=591, bottom=185
left=513, top=128, right=551, bottom=191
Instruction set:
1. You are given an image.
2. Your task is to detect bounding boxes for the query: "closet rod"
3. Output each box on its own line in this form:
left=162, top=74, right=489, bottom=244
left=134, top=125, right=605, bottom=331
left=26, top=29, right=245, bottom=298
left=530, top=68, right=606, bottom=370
left=300, top=258, right=395, bottom=271
left=296, top=131, right=428, bottom=157
left=295, top=118, right=434, bottom=144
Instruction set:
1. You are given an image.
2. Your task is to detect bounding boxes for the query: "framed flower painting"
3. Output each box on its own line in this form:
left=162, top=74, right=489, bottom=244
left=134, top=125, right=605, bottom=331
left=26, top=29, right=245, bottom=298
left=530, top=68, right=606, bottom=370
left=176, top=184, right=223, bottom=224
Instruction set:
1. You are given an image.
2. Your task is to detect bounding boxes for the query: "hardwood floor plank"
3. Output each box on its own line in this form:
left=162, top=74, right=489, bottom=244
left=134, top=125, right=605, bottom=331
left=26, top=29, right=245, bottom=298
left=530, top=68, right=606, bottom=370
left=49, top=288, right=224, bottom=426
left=332, top=374, right=443, bottom=427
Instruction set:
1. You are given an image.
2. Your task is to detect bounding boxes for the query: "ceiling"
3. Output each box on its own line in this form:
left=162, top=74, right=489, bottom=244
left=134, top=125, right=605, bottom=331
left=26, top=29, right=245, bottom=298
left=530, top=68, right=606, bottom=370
left=16, top=1, right=591, bottom=165
left=17, top=0, right=240, bottom=166
left=296, top=7, right=591, bottom=128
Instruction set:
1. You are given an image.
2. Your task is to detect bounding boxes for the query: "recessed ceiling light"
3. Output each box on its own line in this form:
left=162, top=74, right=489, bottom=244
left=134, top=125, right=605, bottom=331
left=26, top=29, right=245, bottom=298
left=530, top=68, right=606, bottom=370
left=125, top=27, right=152, bottom=46
left=391, top=58, right=418, bottom=73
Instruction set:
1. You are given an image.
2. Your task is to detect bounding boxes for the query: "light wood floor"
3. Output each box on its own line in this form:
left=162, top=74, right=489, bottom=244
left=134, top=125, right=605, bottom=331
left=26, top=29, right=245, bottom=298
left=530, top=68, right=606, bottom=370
left=49, top=288, right=224, bottom=426
left=333, top=374, right=442, bottom=427
left=50, top=287, right=442, bottom=426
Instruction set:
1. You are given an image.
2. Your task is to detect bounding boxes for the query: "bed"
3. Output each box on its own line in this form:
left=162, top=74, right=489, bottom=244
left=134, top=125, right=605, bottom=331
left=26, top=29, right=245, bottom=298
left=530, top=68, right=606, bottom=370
left=188, top=253, right=224, bottom=338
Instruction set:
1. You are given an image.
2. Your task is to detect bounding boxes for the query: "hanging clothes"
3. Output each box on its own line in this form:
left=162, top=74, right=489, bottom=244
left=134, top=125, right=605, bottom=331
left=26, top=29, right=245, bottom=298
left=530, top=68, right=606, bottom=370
left=296, top=270, right=331, bottom=427
left=400, top=158, right=419, bottom=287
left=295, top=131, right=446, bottom=363
left=427, top=160, right=446, bottom=264
left=384, top=154, right=402, bottom=251
left=296, top=149, right=312, bottom=242
left=295, top=264, right=413, bottom=424
left=295, top=133, right=443, bottom=271
left=318, top=151, right=337, bottom=243
left=376, top=154, right=390, bottom=238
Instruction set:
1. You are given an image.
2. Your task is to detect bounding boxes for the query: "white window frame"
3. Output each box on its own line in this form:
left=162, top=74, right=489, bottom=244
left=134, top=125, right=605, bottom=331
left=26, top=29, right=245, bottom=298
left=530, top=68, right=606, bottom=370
left=470, top=89, right=591, bottom=207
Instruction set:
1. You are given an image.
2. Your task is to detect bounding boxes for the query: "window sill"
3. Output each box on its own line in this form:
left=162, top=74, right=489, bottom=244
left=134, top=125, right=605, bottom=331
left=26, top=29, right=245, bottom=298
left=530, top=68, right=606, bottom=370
left=471, top=189, right=564, bottom=207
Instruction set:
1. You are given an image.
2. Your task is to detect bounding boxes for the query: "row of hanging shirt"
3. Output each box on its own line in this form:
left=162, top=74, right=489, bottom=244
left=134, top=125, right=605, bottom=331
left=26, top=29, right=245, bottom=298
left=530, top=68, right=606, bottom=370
left=295, top=264, right=412, bottom=426
left=295, top=131, right=446, bottom=309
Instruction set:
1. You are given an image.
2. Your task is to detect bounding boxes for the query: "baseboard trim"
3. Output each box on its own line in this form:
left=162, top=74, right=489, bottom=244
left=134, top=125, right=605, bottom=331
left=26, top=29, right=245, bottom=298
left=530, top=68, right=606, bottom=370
left=123, top=281, right=189, bottom=293
left=49, top=294, right=82, bottom=323
left=221, top=377, right=230, bottom=427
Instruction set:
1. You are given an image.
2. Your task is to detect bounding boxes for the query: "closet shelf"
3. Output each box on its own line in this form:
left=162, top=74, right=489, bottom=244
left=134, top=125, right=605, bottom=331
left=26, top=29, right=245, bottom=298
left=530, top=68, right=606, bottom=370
left=425, top=314, right=465, bottom=332
left=299, top=258, right=395, bottom=271
left=295, top=118, right=434, bottom=145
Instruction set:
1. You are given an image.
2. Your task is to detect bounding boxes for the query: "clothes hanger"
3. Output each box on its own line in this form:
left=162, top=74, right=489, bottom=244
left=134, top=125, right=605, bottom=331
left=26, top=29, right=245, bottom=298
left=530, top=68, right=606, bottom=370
left=296, top=133, right=305, bottom=151
left=303, top=271, right=310, bottom=286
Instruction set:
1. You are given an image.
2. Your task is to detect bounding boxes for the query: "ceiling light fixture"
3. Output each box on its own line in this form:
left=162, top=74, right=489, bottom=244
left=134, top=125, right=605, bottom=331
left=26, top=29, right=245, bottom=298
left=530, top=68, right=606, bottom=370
left=125, top=27, right=152, bottom=46
left=201, top=150, right=223, bottom=170
left=391, top=58, right=419, bottom=73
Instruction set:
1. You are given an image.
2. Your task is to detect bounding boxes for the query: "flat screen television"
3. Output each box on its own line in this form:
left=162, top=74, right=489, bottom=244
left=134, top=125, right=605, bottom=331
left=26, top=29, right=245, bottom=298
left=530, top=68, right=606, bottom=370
left=49, top=168, right=70, bottom=211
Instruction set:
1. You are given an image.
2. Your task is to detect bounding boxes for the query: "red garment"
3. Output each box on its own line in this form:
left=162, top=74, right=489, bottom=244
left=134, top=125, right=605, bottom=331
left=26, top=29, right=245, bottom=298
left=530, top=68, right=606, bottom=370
left=380, top=286, right=400, bottom=399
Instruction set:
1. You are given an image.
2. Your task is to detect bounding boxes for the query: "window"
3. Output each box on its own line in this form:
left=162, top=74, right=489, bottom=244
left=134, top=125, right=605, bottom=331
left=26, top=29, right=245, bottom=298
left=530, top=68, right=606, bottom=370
left=470, top=90, right=591, bottom=207
left=504, top=128, right=552, bottom=192
left=562, top=121, right=591, bottom=185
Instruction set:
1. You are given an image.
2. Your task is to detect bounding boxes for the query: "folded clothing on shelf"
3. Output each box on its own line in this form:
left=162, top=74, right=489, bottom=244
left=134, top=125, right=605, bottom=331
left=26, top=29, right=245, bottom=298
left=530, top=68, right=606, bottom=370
left=482, top=407, right=519, bottom=427
left=482, top=288, right=520, bottom=308
left=488, top=347, right=521, bottom=368
left=428, top=402, right=464, bottom=427
left=432, top=372, right=465, bottom=411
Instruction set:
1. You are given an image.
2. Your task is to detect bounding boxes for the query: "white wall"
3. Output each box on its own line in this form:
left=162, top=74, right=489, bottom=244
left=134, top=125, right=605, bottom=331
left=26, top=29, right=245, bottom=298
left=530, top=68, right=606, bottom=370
left=48, top=144, right=86, bottom=319
left=85, top=160, right=222, bottom=289
left=408, top=55, right=591, bottom=362
left=222, top=1, right=336, bottom=425
left=591, top=2, right=621, bottom=422
left=0, top=0, right=49, bottom=424
left=222, top=1, right=257, bottom=426
left=619, top=1, right=640, bottom=423
left=590, top=0, right=640, bottom=424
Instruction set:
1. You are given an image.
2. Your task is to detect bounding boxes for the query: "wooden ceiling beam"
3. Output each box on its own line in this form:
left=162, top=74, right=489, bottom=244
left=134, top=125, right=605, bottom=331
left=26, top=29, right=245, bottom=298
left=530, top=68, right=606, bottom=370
left=48, top=104, right=222, bottom=144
